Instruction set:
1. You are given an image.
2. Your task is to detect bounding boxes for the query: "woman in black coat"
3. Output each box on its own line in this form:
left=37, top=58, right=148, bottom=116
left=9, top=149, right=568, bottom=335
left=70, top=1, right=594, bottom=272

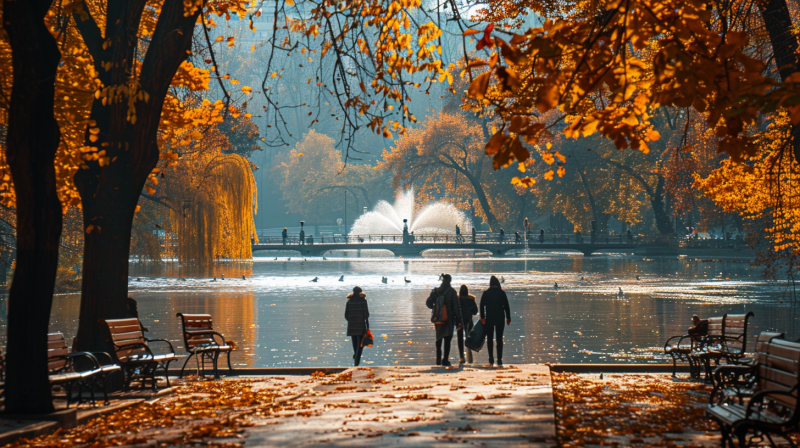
left=426, top=274, right=462, bottom=366
left=456, top=285, right=478, bottom=364
left=345, top=286, right=369, bottom=366
left=480, top=275, right=511, bottom=367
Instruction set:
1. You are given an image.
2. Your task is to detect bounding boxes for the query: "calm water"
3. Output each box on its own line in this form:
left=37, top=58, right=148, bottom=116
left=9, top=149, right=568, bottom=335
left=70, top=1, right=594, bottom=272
left=17, top=252, right=800, bottom=367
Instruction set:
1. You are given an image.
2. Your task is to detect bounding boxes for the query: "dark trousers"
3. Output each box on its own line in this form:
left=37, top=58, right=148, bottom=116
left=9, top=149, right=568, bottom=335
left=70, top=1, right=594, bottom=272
left=351, top=335, right=364, bottom=366
left=485, top=322, right=505, bottom=363
left=456, top=321, right=473, bottom=359
left=436, top=336, right=452, bottom=365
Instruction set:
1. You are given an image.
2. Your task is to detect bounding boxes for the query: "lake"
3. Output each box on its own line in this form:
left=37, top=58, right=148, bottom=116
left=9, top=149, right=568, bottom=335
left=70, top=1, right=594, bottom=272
left=18, top=252, right=799, bottom=368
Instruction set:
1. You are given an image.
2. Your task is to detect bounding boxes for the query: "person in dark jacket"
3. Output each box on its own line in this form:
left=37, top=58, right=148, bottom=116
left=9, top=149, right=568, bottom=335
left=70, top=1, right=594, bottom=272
left=345, top=286, right=370, bottom=366
left=282, top=227, right=288, bottom=244
left=480, top=275, right=511, bottom=367
left=687, top=315, right=708, bottom=341
left=426, top=274, right=462, bottom=366
left=456, top=285, right=478, bottom=364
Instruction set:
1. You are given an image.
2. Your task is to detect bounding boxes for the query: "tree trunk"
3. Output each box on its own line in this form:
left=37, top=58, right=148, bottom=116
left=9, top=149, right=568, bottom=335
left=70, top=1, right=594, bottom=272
left=73, top=0, right=201, bottom=352
left=759, top=0, right=800, bottom=161
left=462, top=169, right=500, bottom=231
left=650, top=176, right=675, bottom=235
left=2, top=0, right=62, bottom=414
left=575, top=161, right=602, bottom=231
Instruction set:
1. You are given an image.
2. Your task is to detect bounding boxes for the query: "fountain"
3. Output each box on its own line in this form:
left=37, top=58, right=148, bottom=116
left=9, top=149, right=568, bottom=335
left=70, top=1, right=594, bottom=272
left=349, top=189, right=472, bottom=236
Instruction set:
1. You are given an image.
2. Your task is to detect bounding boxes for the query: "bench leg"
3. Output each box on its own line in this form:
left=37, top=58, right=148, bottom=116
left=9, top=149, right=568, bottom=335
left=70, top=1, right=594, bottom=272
left=226, top=350, right=234, bottom=376
left=163, top=360, right=173, bottom=388
left=212, top=351, right=221, bottom=380
left=179, top=353, right=196, bottom=378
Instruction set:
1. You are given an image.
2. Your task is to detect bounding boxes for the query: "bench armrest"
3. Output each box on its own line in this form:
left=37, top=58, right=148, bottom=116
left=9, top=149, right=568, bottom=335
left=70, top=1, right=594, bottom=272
left=90, top=351, right=116, bottom=366
left=746, top=386, right=799, bottom=419
left=145, top=338, right=175, bottom=354
left=113, top=341, right=155, bottom=361
left=664, top=334, right=691, bottom=350
left=211, top=331, right=228, bottom=346
left=67, top=351, right=101, bottom=371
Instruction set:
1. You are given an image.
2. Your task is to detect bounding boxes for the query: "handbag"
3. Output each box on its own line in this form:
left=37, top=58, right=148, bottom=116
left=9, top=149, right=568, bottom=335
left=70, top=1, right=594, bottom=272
left=465, top=320, right=486, bottom=352
left=361, top=319, right=374, bottom=348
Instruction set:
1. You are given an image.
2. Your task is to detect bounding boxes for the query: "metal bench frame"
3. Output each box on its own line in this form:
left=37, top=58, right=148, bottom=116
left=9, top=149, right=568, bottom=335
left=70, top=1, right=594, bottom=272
left=103, top=318, right=175, bottom=392
left=47, top=333, right=112, bottom=407
left=692, top=313, right=754, bottom=381
left=707, top=337, right=800, bottom=447
left=176, top=313, right=234, bottom=379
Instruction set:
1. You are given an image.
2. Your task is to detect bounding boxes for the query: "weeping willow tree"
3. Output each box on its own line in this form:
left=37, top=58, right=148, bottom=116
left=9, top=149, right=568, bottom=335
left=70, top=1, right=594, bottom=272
left=157, top=127, right=258, bottom=263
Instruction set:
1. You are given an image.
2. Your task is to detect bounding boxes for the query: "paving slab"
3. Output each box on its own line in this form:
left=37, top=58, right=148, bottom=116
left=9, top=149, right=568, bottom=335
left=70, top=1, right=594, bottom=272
left=245, top=364, right=556, bottom=447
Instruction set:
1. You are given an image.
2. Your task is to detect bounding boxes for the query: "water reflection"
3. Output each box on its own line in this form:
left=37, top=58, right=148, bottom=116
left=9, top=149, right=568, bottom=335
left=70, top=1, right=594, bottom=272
left=8, top=254, right=798, bottom=367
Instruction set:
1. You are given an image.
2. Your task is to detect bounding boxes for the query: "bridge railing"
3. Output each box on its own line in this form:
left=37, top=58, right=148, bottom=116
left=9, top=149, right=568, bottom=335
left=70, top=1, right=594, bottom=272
left=254, top=232, right=639, bottom=245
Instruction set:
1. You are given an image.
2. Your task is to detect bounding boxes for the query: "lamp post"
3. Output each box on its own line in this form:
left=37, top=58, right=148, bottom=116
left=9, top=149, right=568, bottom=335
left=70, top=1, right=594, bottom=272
left=299, top=220, right=305, bottom=245
left=181, top=200, right=190, bottom=278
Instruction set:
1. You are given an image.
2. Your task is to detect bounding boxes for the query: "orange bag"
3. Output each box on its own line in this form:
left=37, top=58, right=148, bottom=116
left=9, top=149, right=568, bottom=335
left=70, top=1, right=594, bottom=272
left=361, top=330, right=374, bottom=348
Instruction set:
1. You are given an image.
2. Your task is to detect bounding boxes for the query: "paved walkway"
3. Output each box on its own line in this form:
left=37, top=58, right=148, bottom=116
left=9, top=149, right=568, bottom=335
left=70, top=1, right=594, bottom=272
left=246, top=364, right=556, bottom=447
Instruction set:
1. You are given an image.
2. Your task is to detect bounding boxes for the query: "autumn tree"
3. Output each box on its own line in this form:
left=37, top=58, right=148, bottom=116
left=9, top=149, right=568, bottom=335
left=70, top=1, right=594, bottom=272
left=464, top=0, right=800, bottom=168
left=274, top=130, right=390, bottom=224
left=382, top=112, right=517, bottom=230
left=68, top=1, right=254, bottom=352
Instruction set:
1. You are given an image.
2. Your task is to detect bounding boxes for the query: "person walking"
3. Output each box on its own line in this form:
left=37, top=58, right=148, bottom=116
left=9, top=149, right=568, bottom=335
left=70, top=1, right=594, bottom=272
left=456, top=285, right=478, bottom=364
left=426, top=274, right=462, bottom=366
left=480, top=275, right=511, bottom=367
left=282, top=227, right=288, bottom=245
left=455, top=224, right=462, bottom=244
left=472, top=227, right=477, bottom=243
left=499, top=228, right=505, bottom=243
left=345, top=286, right=370, bottom=366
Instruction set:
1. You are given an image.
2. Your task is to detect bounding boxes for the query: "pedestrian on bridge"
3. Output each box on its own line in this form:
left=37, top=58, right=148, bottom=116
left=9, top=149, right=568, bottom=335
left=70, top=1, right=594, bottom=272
left=480, top=275, right=511, bottom=368
left=472, top=227, right=477, bottom=243
left=282, top=227, right=288, bottom=245
left=426, top=274, right=462, bottom=367
left=499, top=228, right=505, bottom=243
left=455, top=225, right=462, bottom=244
left=345, top=286, right=370, bottom=367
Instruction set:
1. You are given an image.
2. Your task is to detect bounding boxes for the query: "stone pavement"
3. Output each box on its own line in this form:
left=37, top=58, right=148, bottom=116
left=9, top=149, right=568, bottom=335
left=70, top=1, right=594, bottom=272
left=245, top=364, right=556, bottom=447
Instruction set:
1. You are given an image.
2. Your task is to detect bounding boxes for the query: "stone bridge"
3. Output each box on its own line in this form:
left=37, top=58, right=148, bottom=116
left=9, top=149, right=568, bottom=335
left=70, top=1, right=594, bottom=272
left=252, top=233, right=637, bottom=257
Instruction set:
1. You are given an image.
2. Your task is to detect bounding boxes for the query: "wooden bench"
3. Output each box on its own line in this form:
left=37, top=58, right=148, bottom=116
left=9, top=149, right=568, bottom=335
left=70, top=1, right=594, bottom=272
left=707, top=337, right=800, bottom=447
left=176, top=313, right=234, bottom=379
left=664, top=316, right=715, bottom=378
left=103, top=318, right=176, bottom=391
left=689, top=316, right=724, bottom=380
left=710, top=332, right=785, bottom=406
left=692, top=313, right=754, bottom=380
left=47, top=333, right=120, bottom=407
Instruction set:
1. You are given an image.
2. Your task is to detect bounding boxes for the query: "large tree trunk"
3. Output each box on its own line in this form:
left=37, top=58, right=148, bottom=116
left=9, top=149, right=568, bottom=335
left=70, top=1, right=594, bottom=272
left=462, top=169, right=500, bottom=231
left=759, top=0, right=800, bottom=161
left=650, top=176, right=675, bottom=235
left=574, top=157, right=603, bottom=231
left=3, top=0, right=62, bottom=414
left=73, top=0, right=201, bottom=352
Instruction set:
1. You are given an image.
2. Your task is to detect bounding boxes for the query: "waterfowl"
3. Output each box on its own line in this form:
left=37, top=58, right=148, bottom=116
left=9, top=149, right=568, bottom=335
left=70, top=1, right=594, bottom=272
left=242, top=275, right=246, bottom=280
left=618, top=287, right=625, bottom=298
left=553, top=282, right=559, bottom=289
left=311, top=277, right=319, bottom=282
left=404, top=277, right=411, bottom=283
left=339, top=275, right=344, bottom=282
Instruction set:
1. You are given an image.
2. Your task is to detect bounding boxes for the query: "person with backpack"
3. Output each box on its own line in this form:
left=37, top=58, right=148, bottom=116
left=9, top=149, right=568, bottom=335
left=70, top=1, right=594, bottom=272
left=480, top=275, right=511, bottom=367
left=456, top=285, right=478, bottom=364
left=345, top=286, right=370, bottom=366
left=426, top=274, right=462, bottom=366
